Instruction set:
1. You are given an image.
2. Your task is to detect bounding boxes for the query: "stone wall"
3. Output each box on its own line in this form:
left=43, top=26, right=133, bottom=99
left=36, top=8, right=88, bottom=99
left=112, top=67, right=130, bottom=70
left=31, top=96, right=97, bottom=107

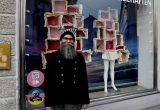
left=0, top=0, right=19, bottom=110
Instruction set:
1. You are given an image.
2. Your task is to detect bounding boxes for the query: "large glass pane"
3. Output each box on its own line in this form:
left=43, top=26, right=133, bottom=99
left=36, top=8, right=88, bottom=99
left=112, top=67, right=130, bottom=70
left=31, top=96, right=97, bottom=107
left=25, top=0, right=154, bottom=109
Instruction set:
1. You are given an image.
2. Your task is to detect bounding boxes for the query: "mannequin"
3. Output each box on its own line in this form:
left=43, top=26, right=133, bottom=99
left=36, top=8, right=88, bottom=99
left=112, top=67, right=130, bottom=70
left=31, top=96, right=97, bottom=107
left=102, top=51, right=119, bottom=93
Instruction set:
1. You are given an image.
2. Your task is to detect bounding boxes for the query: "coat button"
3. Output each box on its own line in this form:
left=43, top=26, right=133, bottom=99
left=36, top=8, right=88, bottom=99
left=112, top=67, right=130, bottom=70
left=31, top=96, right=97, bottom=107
left=74, top=75, right=76, bottom=77
left=73, top=81, right=76, bottom=84
left=61, top=81, right=64, bottom=83
left=74, top=68, right=76, bottom=70
left=61, top=67, right=63, bottom=69
left=61, top=74, right=64, bottom=76
left=75, top=61, right=77, bottom=64
left=58, top=60, right=60, bottom=63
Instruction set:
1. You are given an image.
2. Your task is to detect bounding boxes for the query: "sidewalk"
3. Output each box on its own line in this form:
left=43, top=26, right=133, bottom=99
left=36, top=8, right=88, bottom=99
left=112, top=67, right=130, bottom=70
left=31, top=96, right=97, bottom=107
left=142, top=105, right=160, bottom=110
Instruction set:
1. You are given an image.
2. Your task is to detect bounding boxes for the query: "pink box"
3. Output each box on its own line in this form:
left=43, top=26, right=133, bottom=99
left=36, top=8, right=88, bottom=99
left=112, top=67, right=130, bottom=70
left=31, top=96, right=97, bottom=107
left=48, top=27, right=61, bottom=39
left=52, top=0, right=67, bottom=14
left=93, top=38, right=105, bottom=52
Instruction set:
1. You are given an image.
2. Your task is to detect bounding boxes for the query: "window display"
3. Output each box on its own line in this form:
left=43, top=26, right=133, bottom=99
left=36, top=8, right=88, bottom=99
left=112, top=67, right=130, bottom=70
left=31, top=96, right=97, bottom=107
left=25, top=0, right=154, bottom=109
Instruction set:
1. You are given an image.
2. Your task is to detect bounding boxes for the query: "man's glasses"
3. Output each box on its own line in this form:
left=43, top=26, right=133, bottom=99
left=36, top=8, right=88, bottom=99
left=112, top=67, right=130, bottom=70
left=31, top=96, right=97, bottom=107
left=62, top=37, right=74, bottom=41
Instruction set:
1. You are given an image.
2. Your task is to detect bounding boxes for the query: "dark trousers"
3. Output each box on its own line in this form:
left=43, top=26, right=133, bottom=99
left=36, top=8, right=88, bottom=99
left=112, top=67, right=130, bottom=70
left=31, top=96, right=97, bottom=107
left=54, top=104, right=82, bottom=110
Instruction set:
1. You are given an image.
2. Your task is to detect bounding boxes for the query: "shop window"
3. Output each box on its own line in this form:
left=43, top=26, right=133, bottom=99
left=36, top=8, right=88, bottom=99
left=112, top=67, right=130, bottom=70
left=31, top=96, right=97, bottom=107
left=25, top=0, right=154, bottom=109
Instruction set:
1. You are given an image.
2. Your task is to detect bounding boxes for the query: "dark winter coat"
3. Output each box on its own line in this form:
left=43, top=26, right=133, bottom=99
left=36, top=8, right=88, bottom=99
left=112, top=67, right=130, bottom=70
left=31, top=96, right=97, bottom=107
left=44, top=50, right=90, bottom=107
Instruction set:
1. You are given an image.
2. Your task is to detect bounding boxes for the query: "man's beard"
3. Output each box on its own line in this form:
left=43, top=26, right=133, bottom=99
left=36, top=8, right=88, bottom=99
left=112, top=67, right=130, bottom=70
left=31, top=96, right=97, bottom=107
left=60, top=42, right=77, bottom=60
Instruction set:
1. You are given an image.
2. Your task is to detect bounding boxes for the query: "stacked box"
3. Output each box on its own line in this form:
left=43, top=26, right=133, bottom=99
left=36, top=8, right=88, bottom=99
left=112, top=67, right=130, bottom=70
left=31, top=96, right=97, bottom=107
left=93, top=7, right=129, bottom=63
left=42, top=0, right=92, bottom=69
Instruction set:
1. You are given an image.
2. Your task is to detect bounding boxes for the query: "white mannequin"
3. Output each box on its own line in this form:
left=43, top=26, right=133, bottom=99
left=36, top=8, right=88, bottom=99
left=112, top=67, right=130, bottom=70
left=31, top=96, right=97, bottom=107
left=104, top=59, right=117, bottom=93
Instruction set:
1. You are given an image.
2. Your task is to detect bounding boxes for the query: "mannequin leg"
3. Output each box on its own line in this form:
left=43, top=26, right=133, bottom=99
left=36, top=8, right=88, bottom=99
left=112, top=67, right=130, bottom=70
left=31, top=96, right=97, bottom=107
left=110, top=60, right=117, bottom=91
left=104, top=60, right=109, bottom=92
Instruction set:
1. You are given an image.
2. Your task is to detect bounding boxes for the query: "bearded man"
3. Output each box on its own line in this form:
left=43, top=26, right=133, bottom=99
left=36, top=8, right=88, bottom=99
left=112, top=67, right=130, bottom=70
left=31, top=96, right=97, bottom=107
left=44, top=28, right=90, bottom=110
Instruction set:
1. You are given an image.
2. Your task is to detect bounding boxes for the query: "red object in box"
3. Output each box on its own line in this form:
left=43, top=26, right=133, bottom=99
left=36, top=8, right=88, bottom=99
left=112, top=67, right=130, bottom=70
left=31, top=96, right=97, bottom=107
left=47, top=40, right=60, bottom=51
left=48, top=16, right=59, bottom=26
left=106, top=41, right=114, bottom=50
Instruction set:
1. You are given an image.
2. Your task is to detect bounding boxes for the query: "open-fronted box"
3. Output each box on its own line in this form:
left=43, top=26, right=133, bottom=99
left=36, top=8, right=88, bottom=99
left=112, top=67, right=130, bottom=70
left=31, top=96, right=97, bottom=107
left=41, top=51, right=55, bottom=69
left=52, top=0, right=67, bottom=14
left=97, top=28, right=105, bottom=39
left=105, top=39, right=116, bottom=51
left=48, top=27, right=61, bottom=39
left=76, top=39, right=83, bottom=51
left=44, top=12, right=62, bottom=27
left=115, top=22, right=119, bottom=32
left=77, top=50, right=92, bottom=63
left=106, top=20, right=115, bottom=30
left=76, top=28, right=88, bottom=39
left=76, top=15, right=84, bottom=28
left=67, top=4, right=83, bottom=15
left=104, top=30, right=116, bottom=39
left=98, top=10, right=110, bottom=20
left=45, top=38, right=60, bottom=51
left=62, top=15, right=76, bottom=27
left=117, top=50, right=130, bottom=64
left=93, top=20, right=106, bottom=28
left=93, top=38, right=105, bottom=52
left=116, top=45, right=126, bottom=51
left=116, top=34, right=124, bottom=46
left=110, top=8, right=118, bottom=21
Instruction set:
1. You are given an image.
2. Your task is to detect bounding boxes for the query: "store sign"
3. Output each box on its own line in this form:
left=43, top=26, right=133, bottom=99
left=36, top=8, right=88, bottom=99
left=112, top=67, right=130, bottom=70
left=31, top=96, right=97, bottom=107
left=120, top=0, right=152, bottom=6
left=0, top=44, right=10, bottom=70
left=27, top=70, right=44, bottom=87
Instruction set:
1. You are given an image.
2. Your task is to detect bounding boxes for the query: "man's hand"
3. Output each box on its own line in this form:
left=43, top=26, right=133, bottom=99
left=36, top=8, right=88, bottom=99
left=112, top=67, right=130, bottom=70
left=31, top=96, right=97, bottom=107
left=82, top=104, right=88, bottom=110
left=46, top=106, right=53, bottom=110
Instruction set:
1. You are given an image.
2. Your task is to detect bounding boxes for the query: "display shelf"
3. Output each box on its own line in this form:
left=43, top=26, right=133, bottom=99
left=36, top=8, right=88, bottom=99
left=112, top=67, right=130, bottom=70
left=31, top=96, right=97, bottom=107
left=77, top=50, right=92, bottom=63
left=106, top=20, right=114, bottom=30
left=110, top=8, right=118, bottom=21
left=45, top=38, right=60, bottom=51
left=115, top=22, right=119, bottom=32
left=75, top=28, right=88, bottom=39
left=67, top=4, right=83, bottom=15
left=44, top=12, right=62, bottom=27
left=62, top=25, right=74, bottom=29
left=117, top=50, right=130, bottom=64
left=76, top=39, right=83, bottom=51
left=104, top=30, right=116, bottom=39
left=98, top=10, right=110, bottom=20
left=105, top=39, right=116, bottom=51
left=116, top=34, right=124, bottom=46
left=62, top=15, right=76, bottom=27
left=93, top=38, right=105, bottom=52
left=48, top=27, right=61, bottom=39
left=76, top=15, right=84, bottom=28
left=97, top=28, right=105, bottom=39
left=52, top=0, right=67, bottom=14
left=93, top=20, right=106, bottom=28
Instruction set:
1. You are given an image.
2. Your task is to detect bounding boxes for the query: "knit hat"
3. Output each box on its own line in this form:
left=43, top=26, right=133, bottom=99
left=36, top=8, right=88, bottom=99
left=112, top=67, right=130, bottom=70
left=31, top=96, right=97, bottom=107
left=59, top=28, right=78, bottom=41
